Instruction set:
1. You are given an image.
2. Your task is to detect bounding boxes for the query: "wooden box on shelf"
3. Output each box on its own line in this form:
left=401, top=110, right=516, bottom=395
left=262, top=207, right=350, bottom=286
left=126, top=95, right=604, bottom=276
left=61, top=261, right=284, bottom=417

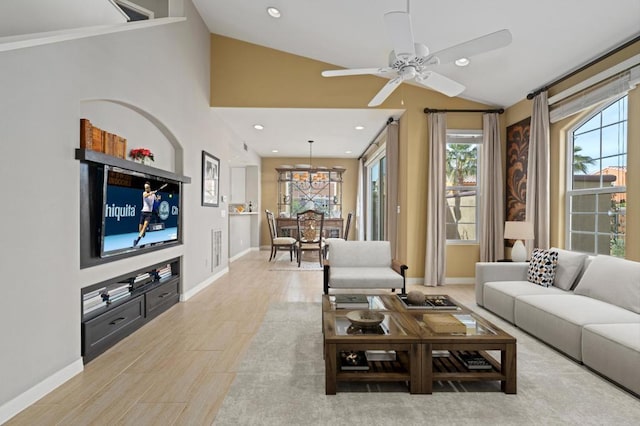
left=422, top=313, right=466, bottom=333
left=79, top=118, right=126, bottom=159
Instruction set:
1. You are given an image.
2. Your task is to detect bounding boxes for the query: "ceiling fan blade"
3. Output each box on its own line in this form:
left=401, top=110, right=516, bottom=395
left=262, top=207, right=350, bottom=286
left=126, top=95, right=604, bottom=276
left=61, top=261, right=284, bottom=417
left=322, top=67, right=395, bottom=77
left=368, top=77, right=403, bottom=107
left=415, top=72, right=465, bottom=97
left=431, top=29, right=512, bottom=65
left=384, top=11, right=416, bottom=59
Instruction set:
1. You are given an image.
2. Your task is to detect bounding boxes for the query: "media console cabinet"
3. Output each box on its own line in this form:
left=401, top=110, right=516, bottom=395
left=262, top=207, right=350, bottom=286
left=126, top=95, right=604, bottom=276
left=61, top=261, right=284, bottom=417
left=81, top=257, right=181, bottom=363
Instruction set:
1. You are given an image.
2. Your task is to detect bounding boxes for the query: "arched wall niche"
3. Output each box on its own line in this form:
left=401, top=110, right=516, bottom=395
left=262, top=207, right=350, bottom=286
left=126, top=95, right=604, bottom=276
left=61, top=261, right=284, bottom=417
left=80, top=99, right=184, bottom=174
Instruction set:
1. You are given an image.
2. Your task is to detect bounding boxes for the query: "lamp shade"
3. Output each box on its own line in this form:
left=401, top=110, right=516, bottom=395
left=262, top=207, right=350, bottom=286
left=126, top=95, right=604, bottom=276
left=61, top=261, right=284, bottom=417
left=504, top=221, right=534, bottom=240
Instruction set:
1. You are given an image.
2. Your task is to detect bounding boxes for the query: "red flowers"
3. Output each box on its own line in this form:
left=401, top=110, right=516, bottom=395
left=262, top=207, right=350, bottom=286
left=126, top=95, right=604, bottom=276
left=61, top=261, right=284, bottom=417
left=129, top=148, right=154, bottom=162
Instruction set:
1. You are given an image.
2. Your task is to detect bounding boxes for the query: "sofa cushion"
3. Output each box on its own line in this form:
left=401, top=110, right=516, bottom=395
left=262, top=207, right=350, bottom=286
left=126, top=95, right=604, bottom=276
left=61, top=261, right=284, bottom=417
left=573, top=255, right=640, bottom=314
left=329, top=267, right=403, bottom=289
left=514, top=294, right=640, bottom=361
left=329, top=240, right=391, bottom=268
left=582, top=324, right=640, bottom=396
left=484, top=281, right=569, bottom=323
left=550, top=247, right=588, bottom=290
left=527, top=248, right=558, bottom=287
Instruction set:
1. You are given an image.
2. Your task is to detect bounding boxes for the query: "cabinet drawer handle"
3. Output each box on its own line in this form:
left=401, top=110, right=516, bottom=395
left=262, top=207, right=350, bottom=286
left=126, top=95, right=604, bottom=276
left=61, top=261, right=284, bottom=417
left=158, top=292, right=171, bottom=298
left=109, top=317, right=126, bottom=325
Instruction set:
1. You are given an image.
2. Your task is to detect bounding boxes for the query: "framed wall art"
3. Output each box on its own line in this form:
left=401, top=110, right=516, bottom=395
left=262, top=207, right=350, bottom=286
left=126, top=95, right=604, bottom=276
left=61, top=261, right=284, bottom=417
left=202, top=150, right=220, bottom=207
left=505, top=116, right=531, bottom=246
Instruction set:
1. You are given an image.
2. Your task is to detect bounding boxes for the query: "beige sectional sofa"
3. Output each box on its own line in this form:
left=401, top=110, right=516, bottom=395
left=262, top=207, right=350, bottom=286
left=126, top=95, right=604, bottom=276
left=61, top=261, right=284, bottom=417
left=475, top=248, right=640, bottom=396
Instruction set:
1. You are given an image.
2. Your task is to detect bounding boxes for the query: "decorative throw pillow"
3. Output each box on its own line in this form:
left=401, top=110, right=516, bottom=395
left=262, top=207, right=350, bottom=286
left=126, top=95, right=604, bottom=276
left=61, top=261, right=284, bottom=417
left=551, top=247, right=588, bottom=290
left=527, top=248, right=559, bottom=287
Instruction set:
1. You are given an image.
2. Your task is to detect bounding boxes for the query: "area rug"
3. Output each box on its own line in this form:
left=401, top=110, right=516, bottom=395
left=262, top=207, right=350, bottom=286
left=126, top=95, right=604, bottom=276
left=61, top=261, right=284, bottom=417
left=213, top=302, right=640, bottom=425
left=267, top=253, right=323, bottom=271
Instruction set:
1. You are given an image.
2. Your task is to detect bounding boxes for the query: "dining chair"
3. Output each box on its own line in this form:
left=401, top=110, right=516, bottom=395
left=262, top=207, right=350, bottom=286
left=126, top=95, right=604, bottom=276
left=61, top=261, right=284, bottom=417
left=342, top=211, right=353, bottom=240
left=324, top=211, right=353, bottom=258
left=295, top=209, right=325, bottom=267
left=265, top=210, right=297, bottom=261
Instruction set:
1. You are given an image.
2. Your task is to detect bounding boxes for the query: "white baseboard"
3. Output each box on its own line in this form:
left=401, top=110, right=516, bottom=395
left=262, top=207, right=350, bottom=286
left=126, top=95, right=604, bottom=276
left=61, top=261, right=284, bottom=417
left=0, top=358, right=84, bottom=424
left=407, top=277, right=475, bottom=285
left=181, top=266, right=229, bottom=301
left=445, top=277, right=475, bottom=285
left=229, top=247, right=258, bottom=263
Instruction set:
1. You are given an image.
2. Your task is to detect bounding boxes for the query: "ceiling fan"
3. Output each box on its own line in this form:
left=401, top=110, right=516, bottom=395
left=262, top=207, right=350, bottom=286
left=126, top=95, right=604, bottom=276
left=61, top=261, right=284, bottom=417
left=321, top=10, right=512, bottom=107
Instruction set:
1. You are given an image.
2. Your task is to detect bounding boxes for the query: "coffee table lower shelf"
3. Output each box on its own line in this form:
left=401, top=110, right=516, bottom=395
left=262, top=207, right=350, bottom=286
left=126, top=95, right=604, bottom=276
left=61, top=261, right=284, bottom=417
left=326, top=346, right=516, bottom=394
left=424, top=346, right=517, bottom=394
left=325, top=344, right=421, bottom=394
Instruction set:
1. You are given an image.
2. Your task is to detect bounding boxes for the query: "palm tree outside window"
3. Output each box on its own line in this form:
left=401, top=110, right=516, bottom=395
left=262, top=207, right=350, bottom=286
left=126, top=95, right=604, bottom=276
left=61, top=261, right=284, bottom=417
left=445, top=131, right=482, bottom=243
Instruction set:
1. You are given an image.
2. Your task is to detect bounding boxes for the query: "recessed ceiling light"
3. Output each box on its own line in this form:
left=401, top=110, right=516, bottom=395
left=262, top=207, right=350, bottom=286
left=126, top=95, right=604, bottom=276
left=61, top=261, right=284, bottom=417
left=345, top=150, right=352, bottom=154
left=253, top=124, right=264, bottom=130
left=272, top=149, right=279, bottom=153
left=455, top=57, right=470, bottom=67
left=354, top=125, right=364, bottom=130
left=266, top=7, right=281, bottom=18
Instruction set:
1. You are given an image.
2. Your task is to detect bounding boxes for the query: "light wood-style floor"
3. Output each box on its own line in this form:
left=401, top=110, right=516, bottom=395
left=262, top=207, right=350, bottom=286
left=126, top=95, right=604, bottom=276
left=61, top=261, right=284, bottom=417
left=8, top=250, right=475, bottom=425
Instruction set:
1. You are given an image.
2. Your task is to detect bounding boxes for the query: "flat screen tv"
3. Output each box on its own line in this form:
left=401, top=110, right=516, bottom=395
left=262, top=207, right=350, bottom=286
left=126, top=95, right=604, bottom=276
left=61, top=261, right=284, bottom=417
left=101, top=165, right=181, bottom=257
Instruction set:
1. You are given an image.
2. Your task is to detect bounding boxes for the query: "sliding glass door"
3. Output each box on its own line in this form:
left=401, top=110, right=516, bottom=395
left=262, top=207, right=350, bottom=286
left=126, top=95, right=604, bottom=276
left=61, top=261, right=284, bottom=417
left=366, top=148, right=386, bottom=240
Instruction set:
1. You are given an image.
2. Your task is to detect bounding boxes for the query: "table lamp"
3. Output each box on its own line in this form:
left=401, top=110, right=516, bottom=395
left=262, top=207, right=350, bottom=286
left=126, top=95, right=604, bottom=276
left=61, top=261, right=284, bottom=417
left=504, top=221, right=534, bottom=262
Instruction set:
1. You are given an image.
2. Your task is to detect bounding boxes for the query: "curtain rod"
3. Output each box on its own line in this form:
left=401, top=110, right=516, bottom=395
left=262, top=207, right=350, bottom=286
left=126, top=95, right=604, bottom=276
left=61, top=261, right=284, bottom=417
left=358, top=117, right=395, bottom=160
left=423, top=108, right=504, bottom=114
left=527, top=33, right=640, bottom=100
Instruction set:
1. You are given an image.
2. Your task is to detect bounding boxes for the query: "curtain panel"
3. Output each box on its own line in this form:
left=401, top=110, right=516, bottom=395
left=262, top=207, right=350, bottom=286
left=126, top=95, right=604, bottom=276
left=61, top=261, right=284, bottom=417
left=356, top=158, right=365, bottom=241
left=526, top=91, right=551, bottom=253
left=480, top=113, right=505, bottom=261
left=424, top=112, right=447, bottom=286
left=386, top=122, right=399, bottom=258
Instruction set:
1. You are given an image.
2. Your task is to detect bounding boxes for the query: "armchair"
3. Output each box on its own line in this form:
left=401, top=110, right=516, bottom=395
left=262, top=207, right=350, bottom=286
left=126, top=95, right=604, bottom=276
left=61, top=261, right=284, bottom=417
left=323, top=240, right=407, bottom=294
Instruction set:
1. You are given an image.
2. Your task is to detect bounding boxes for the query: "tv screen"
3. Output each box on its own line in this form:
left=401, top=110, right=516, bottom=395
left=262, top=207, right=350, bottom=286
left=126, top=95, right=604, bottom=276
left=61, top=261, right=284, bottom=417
left=101, top=166, right=180, bottom=257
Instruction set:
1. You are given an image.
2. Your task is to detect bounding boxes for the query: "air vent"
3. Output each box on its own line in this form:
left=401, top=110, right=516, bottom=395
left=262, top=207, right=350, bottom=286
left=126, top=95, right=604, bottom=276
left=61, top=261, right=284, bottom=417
left=212, top=229, right=222, bottom=270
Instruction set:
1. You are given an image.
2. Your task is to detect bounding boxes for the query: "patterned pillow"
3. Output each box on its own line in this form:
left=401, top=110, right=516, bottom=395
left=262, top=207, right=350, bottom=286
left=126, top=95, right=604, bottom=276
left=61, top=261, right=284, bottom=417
left=527, top=249, right=559, bottom=287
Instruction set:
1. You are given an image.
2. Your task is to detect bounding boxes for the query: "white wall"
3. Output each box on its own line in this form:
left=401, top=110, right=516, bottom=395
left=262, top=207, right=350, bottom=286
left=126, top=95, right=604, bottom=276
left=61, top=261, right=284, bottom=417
left=0, top=0, right=126, bottom=38
left=0, top=0, right=239, bottom=416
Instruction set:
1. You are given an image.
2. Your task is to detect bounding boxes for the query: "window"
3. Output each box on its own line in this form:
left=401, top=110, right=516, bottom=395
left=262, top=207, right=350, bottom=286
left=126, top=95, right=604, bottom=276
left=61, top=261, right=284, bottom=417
left=445, top=131, right=482, bottom=243
left=366, top=146, right=386, bottom=240
left=567, top=96, right=627, bottom=257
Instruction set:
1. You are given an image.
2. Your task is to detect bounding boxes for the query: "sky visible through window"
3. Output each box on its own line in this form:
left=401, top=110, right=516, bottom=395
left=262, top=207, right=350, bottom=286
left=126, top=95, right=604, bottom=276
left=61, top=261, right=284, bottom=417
left=573, top=97, right=627, bottom=177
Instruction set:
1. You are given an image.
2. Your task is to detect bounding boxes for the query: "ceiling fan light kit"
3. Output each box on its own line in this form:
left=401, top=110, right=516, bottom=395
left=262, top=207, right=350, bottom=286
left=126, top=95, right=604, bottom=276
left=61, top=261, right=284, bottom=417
left=321, top=9, right=512, bottom=107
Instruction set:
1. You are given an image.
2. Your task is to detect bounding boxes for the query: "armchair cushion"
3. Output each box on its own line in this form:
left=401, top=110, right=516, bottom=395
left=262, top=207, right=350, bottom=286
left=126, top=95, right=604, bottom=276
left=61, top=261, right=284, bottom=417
left=329, top=240, right=391, bottom=267
left=329, top=267, right=404, bottom=289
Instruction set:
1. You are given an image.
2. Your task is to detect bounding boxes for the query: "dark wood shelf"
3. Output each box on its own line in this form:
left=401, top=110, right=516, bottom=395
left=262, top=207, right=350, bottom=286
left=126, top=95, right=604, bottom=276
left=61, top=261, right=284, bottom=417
left=81, top=258, right=181, bottom=362
left=75, top=148, right=191, bottom=183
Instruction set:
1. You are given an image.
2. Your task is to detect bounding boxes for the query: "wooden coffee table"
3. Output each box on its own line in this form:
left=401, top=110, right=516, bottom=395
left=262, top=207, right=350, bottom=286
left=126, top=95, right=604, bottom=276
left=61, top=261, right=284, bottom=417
left=322, top=294, right=517, bottom=394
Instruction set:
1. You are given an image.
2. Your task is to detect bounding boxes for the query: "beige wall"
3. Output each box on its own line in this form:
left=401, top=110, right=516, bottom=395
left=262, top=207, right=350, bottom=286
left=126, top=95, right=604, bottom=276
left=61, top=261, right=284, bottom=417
left=504, top=41, right=640, bottom=261
left=260, top=157, right=359, bottom=246
left=212, top=33, right=640, bottom=274
left=212, top=34, right=492, bottom=279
